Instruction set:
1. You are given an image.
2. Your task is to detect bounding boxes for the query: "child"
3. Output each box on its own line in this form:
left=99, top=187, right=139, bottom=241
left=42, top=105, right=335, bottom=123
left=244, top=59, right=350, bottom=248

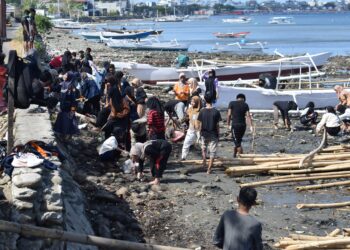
left=147, top=97, right=165, bottom=140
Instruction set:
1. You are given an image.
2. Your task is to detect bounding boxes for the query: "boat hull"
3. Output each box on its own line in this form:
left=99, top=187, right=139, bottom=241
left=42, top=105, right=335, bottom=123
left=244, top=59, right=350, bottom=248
left=112, top=52, right=331, bottom=85
left=81, top=31, right=152, bottom=40
left=213, top=85, right=337, bottom=109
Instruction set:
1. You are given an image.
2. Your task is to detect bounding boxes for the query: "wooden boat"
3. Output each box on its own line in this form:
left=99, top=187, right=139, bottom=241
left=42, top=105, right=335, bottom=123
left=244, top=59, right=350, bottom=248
left=111, top=52, right=331, bottom=85
left=269, top=17, right=295, bottom=25
left=154, top=15, right=184, bottom=22
left=80, top=31, right=153, bottom=40
left=101, top=37, right=189, bottom=51
left=213, top=32, right=250, bottom=39
left=52, top=20, right=87, bottom=30
left=102, top=28, right=163, bottom=35
left=212, top=41, right=266, bottom=54
left=222, top=17, right=252, bottom=24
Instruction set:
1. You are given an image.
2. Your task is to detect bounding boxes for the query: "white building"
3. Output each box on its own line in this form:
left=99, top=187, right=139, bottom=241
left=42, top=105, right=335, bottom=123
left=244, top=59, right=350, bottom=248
left=95, top=0, right=129, bottom=15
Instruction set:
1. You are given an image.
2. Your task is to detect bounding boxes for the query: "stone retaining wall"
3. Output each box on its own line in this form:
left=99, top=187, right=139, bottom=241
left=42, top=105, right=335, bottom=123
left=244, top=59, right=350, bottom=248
left=3, top=105, right=97, bottom=250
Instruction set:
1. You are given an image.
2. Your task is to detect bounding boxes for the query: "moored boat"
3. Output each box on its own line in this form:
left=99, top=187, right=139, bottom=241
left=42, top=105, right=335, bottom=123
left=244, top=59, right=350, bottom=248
left=213, top=32, right=250, bottom=39
left=222, top=17, right=252, bottom=24
left=268, top=16, right=295, bottom=25
left=111, top=52, right=331, bottom=85
left=80, top=31, right=153, bottom=40
left=212, top=41, right=266, bottom=54
left=103, top=28, right=163, bottom=35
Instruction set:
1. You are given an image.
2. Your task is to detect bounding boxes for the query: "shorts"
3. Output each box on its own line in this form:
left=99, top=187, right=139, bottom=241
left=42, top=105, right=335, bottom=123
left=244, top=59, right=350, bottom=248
left=232, top=124, right=246, bottom=147
left=326, top=126, right=340, bottom=136
left=200, top=135, right=218, bottom=159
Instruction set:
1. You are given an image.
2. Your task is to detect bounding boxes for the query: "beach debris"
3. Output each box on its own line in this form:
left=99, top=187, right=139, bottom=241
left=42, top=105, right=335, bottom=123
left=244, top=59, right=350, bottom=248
left=274, top=228, right=350, bottom=250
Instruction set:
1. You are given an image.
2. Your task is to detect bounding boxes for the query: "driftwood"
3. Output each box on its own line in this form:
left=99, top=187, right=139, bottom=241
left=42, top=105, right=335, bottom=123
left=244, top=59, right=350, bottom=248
left=296, top=180, right=350, bottom=191
left=284, top=238, right=350, bottom=250
left=296, top=201, right=350, bottom=209
left=328, top=229, right=341, bottom=237
left=269, top=162, right=350, bottom=174
left=240, top=173, right=350, bottom=188
left=289, top=234, right=344, bottom=241
left=0, top=220, right=190, bottom=250
left=299, top=129, right=327, bottom=168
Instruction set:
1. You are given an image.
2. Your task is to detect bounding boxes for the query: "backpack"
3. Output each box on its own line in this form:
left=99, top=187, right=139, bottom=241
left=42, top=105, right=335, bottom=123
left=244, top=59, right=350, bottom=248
left=6, top=50, right=40, bottom=109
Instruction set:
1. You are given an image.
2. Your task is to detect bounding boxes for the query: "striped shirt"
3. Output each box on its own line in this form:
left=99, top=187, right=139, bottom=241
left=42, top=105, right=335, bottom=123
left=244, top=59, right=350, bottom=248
left=147, top=110, right=165, bottom=134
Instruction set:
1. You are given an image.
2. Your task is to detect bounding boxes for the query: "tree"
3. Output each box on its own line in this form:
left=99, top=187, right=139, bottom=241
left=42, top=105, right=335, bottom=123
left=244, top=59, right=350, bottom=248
left=35, top=14, right=53, bottom=33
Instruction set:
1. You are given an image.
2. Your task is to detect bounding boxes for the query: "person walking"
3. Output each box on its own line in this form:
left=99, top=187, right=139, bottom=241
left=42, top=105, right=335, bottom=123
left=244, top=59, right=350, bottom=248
left=213, top=187, right=263, bottom=250
left=181, top=96, right=202, bottom=160
left=227, top=93, right=253, bottom=158
left=198, top=94, right=222, bottom=174
left=203, top=69, right=219, bottom=104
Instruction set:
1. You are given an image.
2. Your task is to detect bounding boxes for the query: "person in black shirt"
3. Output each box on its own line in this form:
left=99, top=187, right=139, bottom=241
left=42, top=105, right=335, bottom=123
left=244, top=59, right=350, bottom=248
left=273, top=100, right=298, bottom=130
left=213, top=187, right=262, bottom=250
left=85, top=47, right=93, bottom=61
left=227, top=94, right=253, bottom=158
left=198, top=94, right=222, bottom=174
left=21, top=9, right=30, bottom=53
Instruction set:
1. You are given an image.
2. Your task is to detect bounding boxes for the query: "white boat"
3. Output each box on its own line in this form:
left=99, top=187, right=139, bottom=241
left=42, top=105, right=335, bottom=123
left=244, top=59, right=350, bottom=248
left=212, top=41, right=267, bottom=54
left=102, top=37, right=189, bottom=51
left=268, top=16, right=295, bottom=25
left=111, top=52, right=331, bottom=85
left=52, top=19, right=87, bottom=30
left=154, top=15, right=184, bottom=22
left=222, top=16, right=252, bottom=24
left=80, top=31, right=153, bottom=40
left=185, top=15, right=210, bottom=20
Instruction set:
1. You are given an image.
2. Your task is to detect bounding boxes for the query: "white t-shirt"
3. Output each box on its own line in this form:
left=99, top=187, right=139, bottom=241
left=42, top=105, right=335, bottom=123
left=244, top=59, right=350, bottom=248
left=99, top=136, right=118, bottom=155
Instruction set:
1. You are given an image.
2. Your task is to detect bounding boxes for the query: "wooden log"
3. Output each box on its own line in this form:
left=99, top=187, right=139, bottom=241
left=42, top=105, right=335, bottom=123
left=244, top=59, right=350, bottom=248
left=75, top=112, right=96, bottom=124
left=329, top=229, right=341, bottom=237
left=299, top=129, right=327, bottom=168
left=296, top=180, right=350, bottom=191
left=0, top=220, right=190, bottom=250
left=270, top=171, right=350, bottom=181
left=290, top=234, right=345, bottom=241
left=240, top=173, right=350, bottom=188
left=285, top=238, right=350, bottom=250
left=296, top=201, right=350, bottom=210
left=269, top=162, right=350, bottom=174
left=170, top=158, right=255, bottom=166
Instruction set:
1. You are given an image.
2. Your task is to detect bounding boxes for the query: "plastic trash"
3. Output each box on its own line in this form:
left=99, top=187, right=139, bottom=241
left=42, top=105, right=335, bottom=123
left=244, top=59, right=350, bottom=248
left=122, top=159, right=135, bottom=174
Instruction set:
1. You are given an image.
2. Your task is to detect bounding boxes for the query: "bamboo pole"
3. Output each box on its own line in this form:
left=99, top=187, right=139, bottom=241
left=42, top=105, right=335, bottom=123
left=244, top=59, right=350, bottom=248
left=285, top=238, right=350, bottom=250
left=296, top=180, right=350, bottom=191
left=329, top=229, right=341, bottom=237
left=299, top=129, right=327, bottom=168
left=240, top=174, right=350, bottom=188
left=296, top=201, right=350, bottom=210
left=0, top=220, right=190, bottom=250
left=290, top=234, right=345, bottom=241
left=269, top=171, right=350, bottom=180
left=269, top=162, right=350, bottom=174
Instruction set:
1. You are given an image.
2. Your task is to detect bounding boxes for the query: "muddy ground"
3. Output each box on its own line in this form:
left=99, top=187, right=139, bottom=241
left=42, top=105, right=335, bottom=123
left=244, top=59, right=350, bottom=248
left=60, top=111, right=349, bottom=250
left=42, top=29, right=350, bottom=249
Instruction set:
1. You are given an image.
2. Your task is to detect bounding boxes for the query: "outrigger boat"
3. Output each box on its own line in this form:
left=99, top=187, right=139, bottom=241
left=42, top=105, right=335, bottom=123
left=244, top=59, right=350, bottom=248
left=101, top=36, right=189, bottom=51
left=111, top=52, right=331, bottom=85
left=213, top=32, right=250, bottom=39
left=222, top=17, right=252, bottom=24
left=80, top=30, right=153, bottom=40
left=268, top=16, right=295, bottom=25
left=212, top=41, right=266, bottom=54
left=102, top=28, right=163, bottom=36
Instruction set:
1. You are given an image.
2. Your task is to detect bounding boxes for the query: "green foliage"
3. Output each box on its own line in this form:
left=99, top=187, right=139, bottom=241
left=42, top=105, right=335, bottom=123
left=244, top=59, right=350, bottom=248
left=35, top=15, right=53, bottom=34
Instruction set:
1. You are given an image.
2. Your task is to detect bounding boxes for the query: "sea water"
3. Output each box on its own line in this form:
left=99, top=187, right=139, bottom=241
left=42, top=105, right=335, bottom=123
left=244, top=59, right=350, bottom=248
left=95, top=13, right=350, bottom=56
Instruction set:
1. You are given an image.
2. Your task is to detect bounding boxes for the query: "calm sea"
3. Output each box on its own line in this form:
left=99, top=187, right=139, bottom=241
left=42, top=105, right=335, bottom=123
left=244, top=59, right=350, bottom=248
left=95, top=13, right=350, bottom=56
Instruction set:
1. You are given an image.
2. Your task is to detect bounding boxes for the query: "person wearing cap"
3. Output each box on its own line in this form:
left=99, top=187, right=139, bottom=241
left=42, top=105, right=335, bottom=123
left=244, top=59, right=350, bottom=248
left=131, top=78, right=147, bottom=118
left=213, top=187, right=262, bottom=250
left=130, top=140, right=172, bottom=185
left=173, top=73, right=190, bottom=122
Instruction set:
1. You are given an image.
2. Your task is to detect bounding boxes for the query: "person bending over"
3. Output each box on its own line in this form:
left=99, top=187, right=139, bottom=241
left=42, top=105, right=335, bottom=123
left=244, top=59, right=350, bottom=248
left=213, top=187, right=262, bottom=250
left=316, top=106, right=341, bottom=136
left=227, top=93, right=253, bottom=158
left=273, top=100, right=298, bottom=130
left=337, top=104, right=350, bottom=133
left=299, top=101, right=318, bottom=127
left=130, top=140, right=172, bottom=185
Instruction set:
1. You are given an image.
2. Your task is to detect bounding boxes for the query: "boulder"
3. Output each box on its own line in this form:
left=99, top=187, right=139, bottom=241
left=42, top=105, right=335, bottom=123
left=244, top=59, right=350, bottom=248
left=12, top=173, right=42, bottom=188
left=116, top=187, right=129, bottom=197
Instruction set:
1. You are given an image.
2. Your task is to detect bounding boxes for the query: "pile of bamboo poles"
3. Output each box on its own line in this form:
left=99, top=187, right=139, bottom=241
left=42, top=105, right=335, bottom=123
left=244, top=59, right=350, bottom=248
left=275, top=228, right=350, bottom=250
left=223, top=145, right=350, bottom=191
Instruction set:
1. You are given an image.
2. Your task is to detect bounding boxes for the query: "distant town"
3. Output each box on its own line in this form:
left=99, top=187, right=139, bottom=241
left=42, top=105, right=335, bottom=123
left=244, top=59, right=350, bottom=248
left=5, top=0, right=350, bottom=19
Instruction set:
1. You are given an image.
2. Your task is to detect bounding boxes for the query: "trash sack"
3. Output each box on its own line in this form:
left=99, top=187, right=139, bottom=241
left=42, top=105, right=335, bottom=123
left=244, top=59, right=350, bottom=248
left=122, top=159, right=135, bottom=174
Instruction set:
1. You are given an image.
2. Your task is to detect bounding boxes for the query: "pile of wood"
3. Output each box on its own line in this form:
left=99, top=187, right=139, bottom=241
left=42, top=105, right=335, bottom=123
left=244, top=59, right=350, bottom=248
left=223, top=145, right=350, bottom=191
left=275, top=228, right=350, bottom=250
